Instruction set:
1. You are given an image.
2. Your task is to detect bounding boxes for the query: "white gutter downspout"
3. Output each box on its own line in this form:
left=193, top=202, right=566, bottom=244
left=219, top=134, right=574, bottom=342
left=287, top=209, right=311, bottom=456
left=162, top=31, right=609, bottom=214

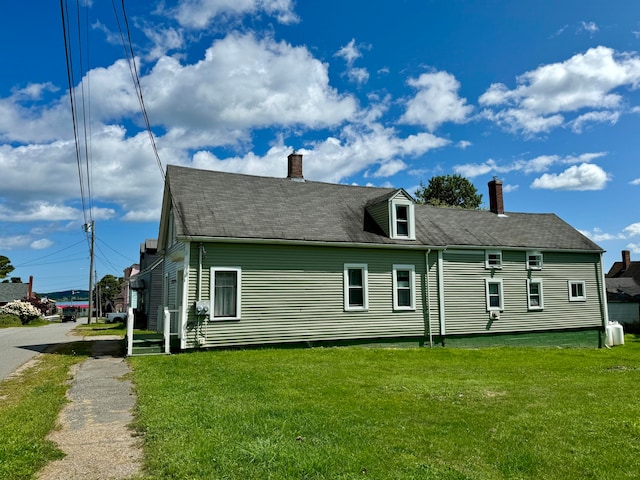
left=197, top=243, right=203, bottom=302
left=599, top=252, right=610, bottom=346
left=437, top=249, right=446, bottom=341
left=425, top=249, right=433, bottom=348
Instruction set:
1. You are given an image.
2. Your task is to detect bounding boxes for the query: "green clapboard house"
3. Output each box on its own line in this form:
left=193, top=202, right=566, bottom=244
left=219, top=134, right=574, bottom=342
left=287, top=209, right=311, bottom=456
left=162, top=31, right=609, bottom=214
left=155, top=153, right=608, bottom=350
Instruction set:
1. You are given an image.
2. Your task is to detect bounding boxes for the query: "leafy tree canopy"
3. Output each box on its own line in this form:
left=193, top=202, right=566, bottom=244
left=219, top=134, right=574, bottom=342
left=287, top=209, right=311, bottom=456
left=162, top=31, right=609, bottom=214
left=94, top=274, right=123, bottom=311
left=415, top=174, right=482, bottom=209
left=0, top=256, right=15, bottom=279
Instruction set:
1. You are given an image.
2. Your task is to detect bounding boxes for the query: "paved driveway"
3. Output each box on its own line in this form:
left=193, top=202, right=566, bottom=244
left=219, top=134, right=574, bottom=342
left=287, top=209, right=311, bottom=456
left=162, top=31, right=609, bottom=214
left=0, top=320, right=79, bottom=380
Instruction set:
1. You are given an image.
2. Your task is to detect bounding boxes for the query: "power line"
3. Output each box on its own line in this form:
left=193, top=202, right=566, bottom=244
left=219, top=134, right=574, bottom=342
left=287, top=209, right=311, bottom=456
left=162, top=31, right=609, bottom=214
left=111, top=0, right=165, bottom=180
left=60, top=0, right=97, bottom=323
left=14, top=240, right=84, bottom=268
left=60, top=0, right=90, bottom=228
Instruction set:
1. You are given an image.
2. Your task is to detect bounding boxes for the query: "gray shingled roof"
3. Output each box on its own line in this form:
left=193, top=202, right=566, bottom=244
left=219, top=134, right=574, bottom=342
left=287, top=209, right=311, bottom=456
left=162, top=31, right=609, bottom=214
left=166, top=165, right=602, bottom=252
left=0, top=283, right=29, bottom=303
left=605, top=277, right=640, bottom=298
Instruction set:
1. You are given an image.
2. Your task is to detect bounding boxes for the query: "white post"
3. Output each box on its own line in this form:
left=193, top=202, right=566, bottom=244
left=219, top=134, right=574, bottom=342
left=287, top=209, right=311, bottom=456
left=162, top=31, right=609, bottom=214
left=126, top=306, right=134, bottom=356
left=164, top=308, right=171, bottom=354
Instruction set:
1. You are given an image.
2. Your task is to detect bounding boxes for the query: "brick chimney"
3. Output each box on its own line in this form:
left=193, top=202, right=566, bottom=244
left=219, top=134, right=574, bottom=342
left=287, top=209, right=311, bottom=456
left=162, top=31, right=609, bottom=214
left=622, top=250, right=631, bottom=271
left=287, top=151, right=304, bottom=181
left=28, top=275, right=34, bottom=299
left=488, top=177, right=504, bottom=215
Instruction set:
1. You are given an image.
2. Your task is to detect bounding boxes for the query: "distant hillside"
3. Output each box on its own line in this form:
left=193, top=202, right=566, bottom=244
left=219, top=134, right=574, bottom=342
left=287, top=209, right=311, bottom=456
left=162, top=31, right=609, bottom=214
left=39, top=290, right=90, bottom=301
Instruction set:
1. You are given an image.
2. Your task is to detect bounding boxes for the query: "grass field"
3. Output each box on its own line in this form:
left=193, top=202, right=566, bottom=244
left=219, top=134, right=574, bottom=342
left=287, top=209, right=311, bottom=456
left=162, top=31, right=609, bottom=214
left=129, top=336, right=640, bottom=479
left=0, top=342, right=91, bottom=480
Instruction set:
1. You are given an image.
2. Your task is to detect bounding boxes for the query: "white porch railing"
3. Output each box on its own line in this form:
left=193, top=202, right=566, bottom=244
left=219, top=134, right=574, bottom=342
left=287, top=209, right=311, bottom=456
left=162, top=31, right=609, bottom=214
left=163, top=308, right=171, bottom=354
left=126, top=307, right=134, bottom=356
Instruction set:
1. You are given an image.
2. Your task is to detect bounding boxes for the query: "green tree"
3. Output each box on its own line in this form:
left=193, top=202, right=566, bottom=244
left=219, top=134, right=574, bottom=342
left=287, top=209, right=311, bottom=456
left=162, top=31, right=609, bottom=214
left=0, top=256, right=15, bottom=280
left=94, top=274, right=123, bottom=312
left=415, top=174, right=482, bottom=209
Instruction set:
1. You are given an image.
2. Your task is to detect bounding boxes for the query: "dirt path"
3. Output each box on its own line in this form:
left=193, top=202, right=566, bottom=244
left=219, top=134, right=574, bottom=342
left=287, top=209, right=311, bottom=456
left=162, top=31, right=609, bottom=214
left=37, top=338, right=143, bottom=480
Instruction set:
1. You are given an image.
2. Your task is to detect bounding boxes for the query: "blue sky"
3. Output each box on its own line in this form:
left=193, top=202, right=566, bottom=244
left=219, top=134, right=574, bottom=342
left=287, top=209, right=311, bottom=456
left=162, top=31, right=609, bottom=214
left=1, top=0, right=639, bottom=293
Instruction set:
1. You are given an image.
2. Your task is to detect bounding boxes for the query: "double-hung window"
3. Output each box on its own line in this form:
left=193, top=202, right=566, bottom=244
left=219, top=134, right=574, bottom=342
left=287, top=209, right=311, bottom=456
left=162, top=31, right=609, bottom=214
left=211, top=267, right=241, bottom=320
left=391, top=200, right=415, bottom=239
left=344, top=264, right=368, bottom=311
left=485, top=278, right=504, bottom=311
left=526, top=251, right=543, bottom=270
left=396, top=205, right=409, bottom=236
left=392, top=265, right=416, bottom=310
left=485, top=250, right=502, bottom=269
left=568, top=280, right=586, bottom=302
left=527, top=278, right=544, bottom=310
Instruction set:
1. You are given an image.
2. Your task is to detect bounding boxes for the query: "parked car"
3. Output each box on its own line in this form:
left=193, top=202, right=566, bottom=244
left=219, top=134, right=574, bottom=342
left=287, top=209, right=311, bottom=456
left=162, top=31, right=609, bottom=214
left=106, top=312, right=127, bottom=323
left=61, top=307, right=77, bottom=323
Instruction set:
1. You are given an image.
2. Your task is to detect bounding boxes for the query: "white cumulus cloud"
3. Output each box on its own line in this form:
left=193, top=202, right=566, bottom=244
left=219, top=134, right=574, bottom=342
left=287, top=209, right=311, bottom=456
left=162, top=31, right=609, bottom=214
left=531, top=163, right=610, bottom=190
left=479, top=46, right=640, bottom=135
left=169, top=0, right=299, bottom=29
left=624, top=222, right=640, bottom=237
left=401, top=71, right=473, bottom=131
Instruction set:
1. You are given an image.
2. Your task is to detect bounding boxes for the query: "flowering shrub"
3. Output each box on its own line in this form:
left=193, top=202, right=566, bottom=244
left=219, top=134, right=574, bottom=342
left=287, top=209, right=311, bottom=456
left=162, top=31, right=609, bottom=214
left=0, top=300, right=42, bottom=324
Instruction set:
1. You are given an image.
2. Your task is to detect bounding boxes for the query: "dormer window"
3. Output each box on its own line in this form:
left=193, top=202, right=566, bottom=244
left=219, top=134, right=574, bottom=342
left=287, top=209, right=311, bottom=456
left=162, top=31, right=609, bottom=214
left=396, top=205, right=409, bottom=235
left=391, top=199, right=415, bottom=240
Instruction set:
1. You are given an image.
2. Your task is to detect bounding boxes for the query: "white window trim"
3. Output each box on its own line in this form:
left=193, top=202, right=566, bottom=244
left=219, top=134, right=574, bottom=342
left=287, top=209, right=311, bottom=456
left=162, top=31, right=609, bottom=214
left=527, top=278, right=544, bottom=311
left=485, top=278, right=504, bottom=311
left=485, top=250, right=503, bottom=269
left=344, top=263, right=369, bottom=311
left=526, top=251, right=543, bottom=270
left=392, top=264, right=416, bottom=311
left=568, top=280, right=586, bottom=302
left=210, top=267, right=242, bottom=320
left=390, top=200, right=416, bottom=240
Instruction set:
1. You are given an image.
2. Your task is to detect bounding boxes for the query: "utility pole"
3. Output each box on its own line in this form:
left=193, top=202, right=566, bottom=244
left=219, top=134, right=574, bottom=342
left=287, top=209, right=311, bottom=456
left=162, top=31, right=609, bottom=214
left=85, top=221, right=95, bottom=324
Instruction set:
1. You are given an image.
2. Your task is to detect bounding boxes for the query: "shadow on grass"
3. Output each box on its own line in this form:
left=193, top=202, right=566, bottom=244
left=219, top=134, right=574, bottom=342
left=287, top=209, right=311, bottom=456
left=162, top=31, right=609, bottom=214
left=16, top=338, right=127, bottom=359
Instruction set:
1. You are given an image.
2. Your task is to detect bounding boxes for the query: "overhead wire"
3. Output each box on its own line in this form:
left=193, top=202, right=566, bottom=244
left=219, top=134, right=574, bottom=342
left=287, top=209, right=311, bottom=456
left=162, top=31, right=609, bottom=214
left=60, top=0, right=99, bottom=311
left=76, top=0, right=94, bottom=224
left=111, top=0, right=165, bottom=180
left=60, top=0, right=90, bottom=231
left=110, top=0, right=190, bottom=237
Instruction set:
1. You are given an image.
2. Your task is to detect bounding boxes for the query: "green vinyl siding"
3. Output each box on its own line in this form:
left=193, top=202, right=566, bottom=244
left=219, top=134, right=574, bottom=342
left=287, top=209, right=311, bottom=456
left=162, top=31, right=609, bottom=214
left=184, top=242, right=428, bottom=348
left=442, top=250, right=604, bottom=336
left=174, top=242, right=604, bottom=349
left=366, top=201, right=390, bottom=237
left=161, top=242, right=188, bottom=337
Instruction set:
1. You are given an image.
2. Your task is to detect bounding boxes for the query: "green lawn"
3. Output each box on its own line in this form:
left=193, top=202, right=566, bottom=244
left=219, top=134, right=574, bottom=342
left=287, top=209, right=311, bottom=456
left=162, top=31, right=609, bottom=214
left=72, top=319, right=127, bottom=336
left=0, top=314, right=52, bottom=327
left=0, top=342, right=91, bottom=480
left=129, top=336, right=640, bottom=480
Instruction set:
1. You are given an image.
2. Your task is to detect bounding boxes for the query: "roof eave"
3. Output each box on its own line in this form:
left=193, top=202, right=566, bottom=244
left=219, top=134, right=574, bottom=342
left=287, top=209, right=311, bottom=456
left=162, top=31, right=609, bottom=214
left=175, top=235, right=604, bottom=254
